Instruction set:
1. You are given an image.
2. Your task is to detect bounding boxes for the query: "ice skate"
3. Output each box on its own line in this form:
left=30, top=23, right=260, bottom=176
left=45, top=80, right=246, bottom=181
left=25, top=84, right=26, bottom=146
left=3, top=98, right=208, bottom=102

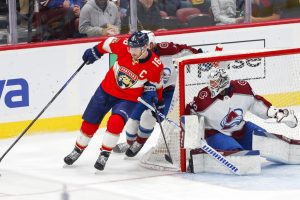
left=125, top=141, right=144, bottom=157
left=94, top=151, right=111, bottom=171
left=64, top=147, right=83, bottom=165
left=113, top=142, right=129, bottom=153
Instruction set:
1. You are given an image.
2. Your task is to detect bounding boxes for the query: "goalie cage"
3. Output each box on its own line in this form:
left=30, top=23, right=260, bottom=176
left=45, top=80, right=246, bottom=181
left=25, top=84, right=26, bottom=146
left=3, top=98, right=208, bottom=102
left=139, top=47, right=300, bottom=172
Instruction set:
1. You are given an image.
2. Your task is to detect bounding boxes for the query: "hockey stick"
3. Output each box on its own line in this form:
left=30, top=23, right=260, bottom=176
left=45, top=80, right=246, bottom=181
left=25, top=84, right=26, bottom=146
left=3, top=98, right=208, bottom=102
left=138, top=97, right=240, bottom=175
left=152, top=103, right=173, bottom=164
left=0, top=61, right=87, bottom=164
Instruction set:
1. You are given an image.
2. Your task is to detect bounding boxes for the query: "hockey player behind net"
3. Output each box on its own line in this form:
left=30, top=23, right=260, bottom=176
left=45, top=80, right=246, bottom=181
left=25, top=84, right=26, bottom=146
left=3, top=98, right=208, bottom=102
left=185, top=66, right=298, bottom=171
left=113, top=30, right=202, bottom=156
left=63, top=31, right=164, bottom=171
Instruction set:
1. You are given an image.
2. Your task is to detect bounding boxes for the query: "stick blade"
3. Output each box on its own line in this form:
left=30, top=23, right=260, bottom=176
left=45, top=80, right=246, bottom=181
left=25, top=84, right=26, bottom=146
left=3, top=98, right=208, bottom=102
left=165, top=154, right=173, bottom=164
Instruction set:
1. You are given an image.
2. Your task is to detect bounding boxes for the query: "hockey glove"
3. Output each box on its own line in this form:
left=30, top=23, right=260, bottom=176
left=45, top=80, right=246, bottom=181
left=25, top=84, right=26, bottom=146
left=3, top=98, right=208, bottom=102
left=82, top=45, right=103, bottom=64
left=197, top=48, right=203, bottom=53
left=152, top=100, right=165, bottom=122
left=267, top=106, right=298, bottom=128
left=142, top=82, right=158, bottom=105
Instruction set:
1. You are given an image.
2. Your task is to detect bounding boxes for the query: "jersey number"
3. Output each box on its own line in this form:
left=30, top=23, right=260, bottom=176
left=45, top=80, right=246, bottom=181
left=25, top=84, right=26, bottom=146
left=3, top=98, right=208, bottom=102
left=152, top=57, right=161, bottom=68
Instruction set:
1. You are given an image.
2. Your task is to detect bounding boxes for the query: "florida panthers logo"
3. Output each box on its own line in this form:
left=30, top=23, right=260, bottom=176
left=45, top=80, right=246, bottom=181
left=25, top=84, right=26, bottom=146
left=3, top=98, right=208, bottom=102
left=220, top=108, right=244, bottom=130
left=117, top=66, right=138, bottom=88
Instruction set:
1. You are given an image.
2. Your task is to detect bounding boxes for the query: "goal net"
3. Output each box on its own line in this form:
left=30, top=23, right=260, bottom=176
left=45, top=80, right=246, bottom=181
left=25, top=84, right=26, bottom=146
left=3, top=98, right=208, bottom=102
left=139, top=48, right=300, bottom=172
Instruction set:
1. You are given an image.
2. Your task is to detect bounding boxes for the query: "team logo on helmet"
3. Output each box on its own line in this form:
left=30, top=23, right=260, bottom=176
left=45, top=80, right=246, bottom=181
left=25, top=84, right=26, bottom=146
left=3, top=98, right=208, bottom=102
left=220, top=108, right=243, bottom=130
left=116, top=66, right=138, bottom=88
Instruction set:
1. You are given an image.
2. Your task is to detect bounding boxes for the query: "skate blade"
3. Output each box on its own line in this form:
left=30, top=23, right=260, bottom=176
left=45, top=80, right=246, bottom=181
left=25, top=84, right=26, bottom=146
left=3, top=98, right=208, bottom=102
left=62, top=164, right=77, bottom=168
left=123, top=156, right=138, bottom=160
left=94, top=170, right=104, bottom=174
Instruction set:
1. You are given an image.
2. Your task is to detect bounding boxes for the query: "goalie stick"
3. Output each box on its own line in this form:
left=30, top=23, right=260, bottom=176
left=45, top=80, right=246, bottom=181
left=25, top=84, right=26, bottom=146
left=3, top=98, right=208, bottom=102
left=138, top=97, right=240, bottom=175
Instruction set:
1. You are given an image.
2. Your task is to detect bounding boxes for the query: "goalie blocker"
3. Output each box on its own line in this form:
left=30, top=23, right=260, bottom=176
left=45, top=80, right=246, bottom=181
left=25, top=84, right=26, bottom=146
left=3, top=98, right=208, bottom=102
left=182, top=115, right=300, bottom=175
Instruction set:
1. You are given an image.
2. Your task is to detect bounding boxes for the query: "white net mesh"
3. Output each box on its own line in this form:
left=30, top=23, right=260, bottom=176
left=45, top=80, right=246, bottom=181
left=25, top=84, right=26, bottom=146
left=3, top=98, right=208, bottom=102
left=139, top=78, right=182, bottom=171
left=140, top=48, right=300, bottom=171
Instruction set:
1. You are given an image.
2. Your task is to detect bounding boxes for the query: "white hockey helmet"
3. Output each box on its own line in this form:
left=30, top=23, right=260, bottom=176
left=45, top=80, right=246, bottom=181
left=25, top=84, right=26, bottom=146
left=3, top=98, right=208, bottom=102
left=141, top=30, right=156, bottom=45
left=208, top=67, right=230, bottom=98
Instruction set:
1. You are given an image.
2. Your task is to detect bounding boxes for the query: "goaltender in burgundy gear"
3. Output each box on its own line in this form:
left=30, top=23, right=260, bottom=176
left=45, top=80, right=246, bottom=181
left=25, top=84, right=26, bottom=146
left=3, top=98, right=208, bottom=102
left=185, top=67, right=298, bottom=151
left=64, top=31, right=163, bottom=171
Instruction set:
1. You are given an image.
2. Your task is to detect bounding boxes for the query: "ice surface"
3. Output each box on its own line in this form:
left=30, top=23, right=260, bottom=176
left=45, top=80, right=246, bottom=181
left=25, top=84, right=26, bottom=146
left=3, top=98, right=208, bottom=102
left=1, top=122, right=300, bottom=200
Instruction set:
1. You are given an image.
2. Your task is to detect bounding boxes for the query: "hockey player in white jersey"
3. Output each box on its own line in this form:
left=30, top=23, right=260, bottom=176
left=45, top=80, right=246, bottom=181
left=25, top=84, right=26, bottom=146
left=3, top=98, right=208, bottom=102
left=185, top=67, right=298, bottom=156
left=113, top=30, right=201, bottom=156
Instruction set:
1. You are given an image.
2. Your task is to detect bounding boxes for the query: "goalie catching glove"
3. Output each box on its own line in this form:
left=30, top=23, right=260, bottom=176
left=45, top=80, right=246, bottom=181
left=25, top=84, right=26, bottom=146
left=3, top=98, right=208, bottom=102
left=267, top=106, right=298, bottom=128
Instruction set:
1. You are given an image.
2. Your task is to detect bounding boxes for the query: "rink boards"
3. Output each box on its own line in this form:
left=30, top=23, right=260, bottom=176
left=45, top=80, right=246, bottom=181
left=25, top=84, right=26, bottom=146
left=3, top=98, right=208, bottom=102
left=1, top=21, right=300, bottom=138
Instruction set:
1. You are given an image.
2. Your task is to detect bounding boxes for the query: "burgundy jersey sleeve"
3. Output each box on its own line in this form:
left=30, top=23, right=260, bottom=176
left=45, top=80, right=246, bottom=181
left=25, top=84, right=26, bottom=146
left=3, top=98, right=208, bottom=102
left=157, top=42, right=199, bottom=56
left=231, top=80, right=272, bottom=108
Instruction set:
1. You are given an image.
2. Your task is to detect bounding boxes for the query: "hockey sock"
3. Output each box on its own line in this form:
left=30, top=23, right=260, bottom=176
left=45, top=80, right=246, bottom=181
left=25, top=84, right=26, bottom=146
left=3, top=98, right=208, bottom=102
left=76, top=121, right=99, bottom=150
left=125, top=118, right=139, bottom=145
left=102, top=114, right=125, bottom=151
left=136, top=109, right=156, bottom=144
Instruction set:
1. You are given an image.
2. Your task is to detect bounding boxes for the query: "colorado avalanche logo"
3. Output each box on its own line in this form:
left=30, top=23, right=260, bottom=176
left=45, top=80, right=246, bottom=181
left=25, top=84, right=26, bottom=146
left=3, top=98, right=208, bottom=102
left=117, top=66, right=138, bottom=88
left=220, top=108, right=244, bottom=130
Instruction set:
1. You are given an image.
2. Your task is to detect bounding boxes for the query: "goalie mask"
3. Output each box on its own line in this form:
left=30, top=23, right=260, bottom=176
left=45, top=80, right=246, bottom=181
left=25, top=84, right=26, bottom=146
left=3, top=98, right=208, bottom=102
left=208, top=68, right=230, bottom=98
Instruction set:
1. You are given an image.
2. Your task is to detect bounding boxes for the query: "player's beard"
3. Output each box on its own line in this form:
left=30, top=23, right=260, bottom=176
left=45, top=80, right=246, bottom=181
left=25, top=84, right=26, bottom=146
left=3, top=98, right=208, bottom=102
left=131, top=48, right=146, bottom=63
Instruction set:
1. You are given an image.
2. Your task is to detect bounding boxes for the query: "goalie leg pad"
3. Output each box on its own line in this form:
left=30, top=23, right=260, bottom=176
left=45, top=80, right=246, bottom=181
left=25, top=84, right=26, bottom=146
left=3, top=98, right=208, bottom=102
left=189, top=149, right=261, bottom=175
left=181, top=115, right=204, bottom=149
left=253, top=131, right=300, bottom=164
left=206, top=133, right=244, bottom=151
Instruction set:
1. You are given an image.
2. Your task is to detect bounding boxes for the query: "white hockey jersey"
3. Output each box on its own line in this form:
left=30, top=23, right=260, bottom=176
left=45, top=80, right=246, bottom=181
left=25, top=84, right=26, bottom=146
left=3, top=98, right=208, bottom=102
left=154, top=42, right=198, bottom=88
left=186, top=80, right=272, bottom=139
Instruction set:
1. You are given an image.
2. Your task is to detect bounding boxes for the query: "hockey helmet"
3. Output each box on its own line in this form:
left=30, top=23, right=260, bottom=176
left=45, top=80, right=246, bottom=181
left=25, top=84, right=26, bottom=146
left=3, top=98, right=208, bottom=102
left=141, top=30, right=156, bottom=45
left=128, top=31, right=149, bottom=48
left=208, top=67, right=230, bottom=98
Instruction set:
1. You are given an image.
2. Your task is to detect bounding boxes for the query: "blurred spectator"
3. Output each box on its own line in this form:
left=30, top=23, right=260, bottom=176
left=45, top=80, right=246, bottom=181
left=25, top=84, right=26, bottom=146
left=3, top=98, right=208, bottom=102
left=121, top=0, right=162, bottom=33
left=251, top=0, right=286, bottom=22
left=282, top=0, right=300, bottom=18
left=211, top=0, right=244, bottom=25
left=119, top=0, right=129, bottom=19
left=0, top=1, right=8, bottom=29
left=158, top=0, right=181, bottom=16
left=79, top=0, right=120, bottom=37
left=180, top=0, right=193, bottom=8
left=19, top=0, right=29, bottom=27
left=138, top=0, right=162, bottom=30
left=111, top=0, right=120, bottom=7
left=33, top=0, right=83, bottom=41
left=190, top=0, right=211, bottom=13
